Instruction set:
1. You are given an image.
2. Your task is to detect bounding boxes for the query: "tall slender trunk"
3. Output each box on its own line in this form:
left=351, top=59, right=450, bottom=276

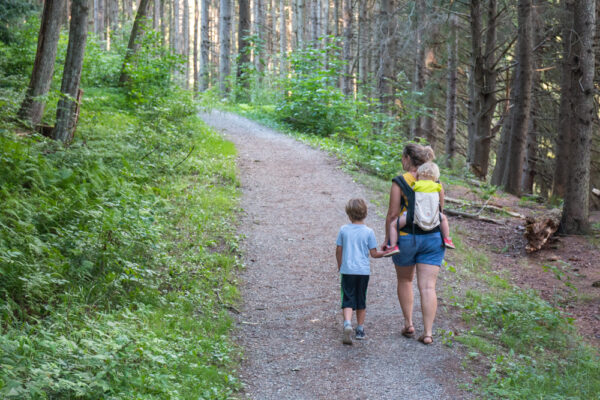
left=154, top=0, right=161, bottom=31
left=238, top=0, right=251, bottom=94
left=219, top=0, right=232, bottom=93
left=53, top=0, right=89, bottom=143
left=254, top=0, right=263, bottom=74
left=560, top=0, right=595, bottom=234
left=183, top=0, right=190, bottom=88
left=18, top=0, right=65, bottom=127
left=333, top=0, right=339, bottom=37
left=119, top=0, right=152, bottom=84
left=94, top=0, right=105, bottom=47
left=444, top=13, right=458, bottom=163
left=200, top=0, right=210, bottom=90
left=501, top=0, right=533, bottom=195
left=194, top=0, right=199, bottom=92
left=297, top=0, right=304, bottom=45
left=357, top=0, right=368, bottom=88
left=174, top=0, right=181, bottom=55
left=377, top=0, right=395, bottom=113
left=410, top=0, right=425, bottom=139
left=160, top=0, right=166, bottom=45
left=468, top=0, right=498, bottom=180
left=341, top=0, right=353, bottom=95
left=108, top=0, right=119, bottom=47
left=552, top=0, right=574, bottom=198
left=279, top=0, right=287, bottom=75
left=311, top=0, right=319, bottom=42
left=490, top=69, right=513, bottom=186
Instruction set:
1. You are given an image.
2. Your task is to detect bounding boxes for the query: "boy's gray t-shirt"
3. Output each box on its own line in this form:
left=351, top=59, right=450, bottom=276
left=336, top=224, right=378, bottom=275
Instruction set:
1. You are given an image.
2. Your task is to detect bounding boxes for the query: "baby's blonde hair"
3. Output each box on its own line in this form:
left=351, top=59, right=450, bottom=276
left=417, top=161, right=440, bottom=181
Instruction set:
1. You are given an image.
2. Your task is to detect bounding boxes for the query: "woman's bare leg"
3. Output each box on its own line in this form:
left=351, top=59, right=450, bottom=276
left=416, top=263, right=440, bottom=342
left=395, top=265, right=416, bottom=331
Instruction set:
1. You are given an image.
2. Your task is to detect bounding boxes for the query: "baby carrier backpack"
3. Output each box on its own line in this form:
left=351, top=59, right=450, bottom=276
left=392, top=175, right=445, bottom=246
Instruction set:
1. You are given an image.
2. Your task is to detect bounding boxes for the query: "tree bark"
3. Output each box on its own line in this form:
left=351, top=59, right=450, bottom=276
left=53, top=0, right=89, bottom=143
left=501, top=0, right=533, bottom=195
left=279, top=0, right=287, bottom=76
left=94, top=0, right=106, bottom=47
left=377, top=0, right=395, bottom=113
left=468, top=0, right=498, bottom=180
left=194, top=0, right=199, bottom=92
left=200, top=0, right=210, bottom=90
left=254, top=0, right=264, bottom=74
left=183, top=0, right=190, bottom=88
left=410, top=0, right=425, bottom=139
left=18, top=0, right=64, bottom=127
left=119, top=0, right=152, bottom=84
left=552, top=0, right=574, bottom=198
left=341, top=0, right=353, bottom=95
left=357, top=0, right=368, bottom=88
left=219, top=0, right=232, bottom=93
left=238, top=0, right=251, bottom=93
left=444, top=13, right=458, bottom=162
left=560, top=0, right=595, bottom=234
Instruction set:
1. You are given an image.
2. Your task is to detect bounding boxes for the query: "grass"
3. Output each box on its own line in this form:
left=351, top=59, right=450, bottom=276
left=0, top=86, right=242, bottom=399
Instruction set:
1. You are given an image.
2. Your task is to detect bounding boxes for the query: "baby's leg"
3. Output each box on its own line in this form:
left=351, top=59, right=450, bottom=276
left=389, top=213, right=407, bottom=247
left=440, top=213, right=450, bottom=238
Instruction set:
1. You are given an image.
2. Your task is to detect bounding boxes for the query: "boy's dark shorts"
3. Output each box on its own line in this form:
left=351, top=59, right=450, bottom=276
left=340, top=274, right=370, bottom=310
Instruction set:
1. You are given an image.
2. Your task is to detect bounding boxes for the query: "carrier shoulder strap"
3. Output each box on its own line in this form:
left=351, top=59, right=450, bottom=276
left=392, top=175, right=415, bottom=233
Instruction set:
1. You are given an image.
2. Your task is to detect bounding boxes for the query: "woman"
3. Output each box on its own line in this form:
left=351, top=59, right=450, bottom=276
left=383, top=143, right=445, bottom=345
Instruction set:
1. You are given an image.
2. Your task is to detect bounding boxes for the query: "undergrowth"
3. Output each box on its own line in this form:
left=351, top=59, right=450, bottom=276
left=0, top=22, right=241, bottom=397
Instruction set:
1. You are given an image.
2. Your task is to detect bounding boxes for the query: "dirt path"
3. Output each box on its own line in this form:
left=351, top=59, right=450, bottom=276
left=201, top=111, right=468, bottom=400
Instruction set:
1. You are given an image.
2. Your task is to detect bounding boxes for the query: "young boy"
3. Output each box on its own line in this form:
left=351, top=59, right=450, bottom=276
left=386, top=161, right=455, bottom=256
left=336, top=198, right=388, bottom=345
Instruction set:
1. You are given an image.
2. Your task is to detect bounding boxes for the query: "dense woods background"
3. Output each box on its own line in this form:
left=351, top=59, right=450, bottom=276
left=1, top=0, right=600, bottom=398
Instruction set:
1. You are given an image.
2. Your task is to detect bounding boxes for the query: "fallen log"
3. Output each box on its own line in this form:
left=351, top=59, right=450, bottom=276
left=444, top=208, right=505, bottom=224
left=445, top=197, right=525, bottom=219
left=524, top=209, right=561, bottom=253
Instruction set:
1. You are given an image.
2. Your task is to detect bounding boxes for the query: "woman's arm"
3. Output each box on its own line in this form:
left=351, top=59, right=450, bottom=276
left=384, top=182, right=402, bottom=248
left=336, top=245, right=342, bottom=271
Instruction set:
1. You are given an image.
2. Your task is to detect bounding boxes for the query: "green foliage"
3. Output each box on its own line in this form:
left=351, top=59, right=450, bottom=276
left=276, top=39, right=362, bottom=137
left=0, top=0, right=37, bottom=43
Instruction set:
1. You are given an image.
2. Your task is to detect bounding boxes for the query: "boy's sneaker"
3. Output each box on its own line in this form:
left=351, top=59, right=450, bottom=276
left=444, top=237, right=456, bottom=249
left=343, top=325, right=353, bottom=345
left=355, top=328, right=366, bottom=340
left=383, top=245, right=400, bottom=257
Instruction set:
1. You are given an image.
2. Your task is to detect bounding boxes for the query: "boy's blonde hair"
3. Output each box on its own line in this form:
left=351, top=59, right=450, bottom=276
left=345, top=198, right=368, bottom=221
left=417, top=161, right=440, bottom=181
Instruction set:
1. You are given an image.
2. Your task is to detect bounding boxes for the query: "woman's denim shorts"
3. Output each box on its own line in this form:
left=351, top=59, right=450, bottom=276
left=391, top=232, right=445, bottom=267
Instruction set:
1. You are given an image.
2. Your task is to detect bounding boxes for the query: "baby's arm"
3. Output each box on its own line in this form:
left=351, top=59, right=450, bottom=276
left=336, top=245, right=343, bottom=271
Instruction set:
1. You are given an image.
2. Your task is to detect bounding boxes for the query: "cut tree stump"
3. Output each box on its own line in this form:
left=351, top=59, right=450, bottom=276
left=524, top=209, right=561, bottom=253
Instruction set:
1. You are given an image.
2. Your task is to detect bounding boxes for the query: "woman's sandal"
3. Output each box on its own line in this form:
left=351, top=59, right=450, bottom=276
left=401, top=325, right=415, bottom=338
left=417, top=335, right=434, bottom=345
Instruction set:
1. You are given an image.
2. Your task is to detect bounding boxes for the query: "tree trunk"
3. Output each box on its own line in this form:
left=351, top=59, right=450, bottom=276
left=154, top=0, right=160, bottom=31
left=160, top=0, right=166, bottom=46
left=18, top=0, right=64, bottom=127
left=377, top=0, right=395, bottom=113
left=254, top=0, right=263, bottom=74
left=200, top=0, right=210, bottom=90
left=468, top=0, right=498, bottom=180
left=552, top=0, right=574, bottom=198
left=333, top=0, right=339, bottom=37
left=94, top=0, right=105, bottom=47
left=238, top=0, right=251, bottom=93
left=297, top=0, right=304, bottom=45
left=410, top=0, right=425, bottom=139
left=501, top=0, right=533, bottom=195
left=491, top=70, right=514, bottom=186
left=119, top=0, right=152, bottom=84
left=521, top=0, right=545, bottom=193
left=341, top=0, right=353, bottom=95
left=311, top=0, right=319, bottom=42
left=53, top=0, right=89, bottom=143
left=444, top=13, right=458, bottom=163
left=183, top=0, right=190, bottom=88
left=219, top=0, right=232, bottom=93
left=280, top=0, right=287, bottom=76
left=560, top=0, right=595, bottom=234
left=194, top=0, right=199, bottom=92
left=357, top=0, right=367, bottom=88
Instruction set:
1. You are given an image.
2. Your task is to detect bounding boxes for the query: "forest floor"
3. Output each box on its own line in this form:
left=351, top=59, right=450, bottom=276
left=201, top=110, right=599, bottom=399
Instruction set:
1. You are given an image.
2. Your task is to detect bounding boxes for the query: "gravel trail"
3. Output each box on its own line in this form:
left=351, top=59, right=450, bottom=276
left=201, top=111, right=467, bottom=400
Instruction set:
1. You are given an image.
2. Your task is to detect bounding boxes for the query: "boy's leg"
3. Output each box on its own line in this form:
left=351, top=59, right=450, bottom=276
left=343, top=307, right=353, bottom=323
left=341, top=275, right=356, bottom=344
left=354, top=275, right=369, bottom=338
left=356, top=309, right=366, bottom=326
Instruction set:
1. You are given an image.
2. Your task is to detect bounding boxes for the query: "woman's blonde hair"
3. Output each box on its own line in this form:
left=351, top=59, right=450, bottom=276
left=403, top=144, right=435, bottom=168
left=417, top=161, right=440, bottom=181
left=345, top=198, right=368, bottom=221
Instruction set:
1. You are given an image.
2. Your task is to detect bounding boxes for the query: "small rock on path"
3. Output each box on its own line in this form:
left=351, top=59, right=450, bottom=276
left=201, top=111, right=468, bottom=400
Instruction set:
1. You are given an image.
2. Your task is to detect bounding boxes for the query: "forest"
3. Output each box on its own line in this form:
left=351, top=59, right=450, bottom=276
left=1, top=0, right=599, bottom=398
